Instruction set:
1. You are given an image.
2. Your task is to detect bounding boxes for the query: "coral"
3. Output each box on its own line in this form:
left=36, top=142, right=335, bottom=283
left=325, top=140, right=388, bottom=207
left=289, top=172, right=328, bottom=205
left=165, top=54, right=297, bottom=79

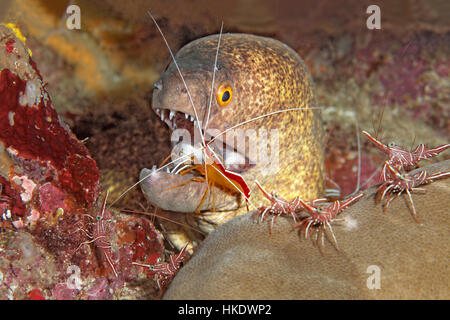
left=51, top=283, right=74, bottom=300
left=0, top=24, right=165, bottom=300
left=28, top=289, right=45, bottom=300
left=38, top=182, right=67, bottom=214
left=1, top=0, right=447, bottom=301
left=164, top=161, right=450, bottom=299
left=0, top=26, right=101, bottom=206
left=0, top=175, right=27, bottom=218
left=313, top=31, right=450, bottom=198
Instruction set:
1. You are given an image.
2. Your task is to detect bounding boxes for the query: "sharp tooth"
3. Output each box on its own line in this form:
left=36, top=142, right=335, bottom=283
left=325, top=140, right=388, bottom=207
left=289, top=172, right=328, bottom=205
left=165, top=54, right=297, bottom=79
left=152, top=165, right=157, bottom=172
left=166, top=166, right=170, bottom=173
left=169, top=110, right=175, bottom=120
left=185, top=113, right=189, bottom=119
left=161, top=112, right=164, bottom=121
left=155, top=108, right=160, bottom=115
left=190, top=115, right=194, bottom=122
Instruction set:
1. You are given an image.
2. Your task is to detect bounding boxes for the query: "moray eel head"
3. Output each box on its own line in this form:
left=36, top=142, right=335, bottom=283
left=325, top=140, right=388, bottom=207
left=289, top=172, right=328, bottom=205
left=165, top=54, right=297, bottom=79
left=141, top=33, right=325, bottom=234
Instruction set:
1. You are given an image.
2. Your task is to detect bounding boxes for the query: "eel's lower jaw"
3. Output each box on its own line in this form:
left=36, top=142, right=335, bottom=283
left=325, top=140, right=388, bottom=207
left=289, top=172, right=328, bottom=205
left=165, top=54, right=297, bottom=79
left=139, top=168, right=241, bottom=213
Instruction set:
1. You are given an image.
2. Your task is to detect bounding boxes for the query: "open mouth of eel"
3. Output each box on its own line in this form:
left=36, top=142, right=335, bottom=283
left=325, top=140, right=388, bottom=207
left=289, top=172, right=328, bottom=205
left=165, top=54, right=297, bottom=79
left=139, top=107, right=254, bottom=213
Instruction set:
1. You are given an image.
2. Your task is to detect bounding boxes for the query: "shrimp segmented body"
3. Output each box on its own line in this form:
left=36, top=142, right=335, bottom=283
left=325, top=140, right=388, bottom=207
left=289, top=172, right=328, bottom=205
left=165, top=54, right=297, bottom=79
left=362, top=130, right=449, bottom=180
left=376, top=161, right=450, bottom=222
left=293, top=193, right=364, bottom=254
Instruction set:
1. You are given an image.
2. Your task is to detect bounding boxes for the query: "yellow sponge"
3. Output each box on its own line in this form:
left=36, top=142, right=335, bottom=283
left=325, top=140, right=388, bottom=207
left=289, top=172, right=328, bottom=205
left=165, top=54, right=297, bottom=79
left=2, top=22, right=32, bottom=56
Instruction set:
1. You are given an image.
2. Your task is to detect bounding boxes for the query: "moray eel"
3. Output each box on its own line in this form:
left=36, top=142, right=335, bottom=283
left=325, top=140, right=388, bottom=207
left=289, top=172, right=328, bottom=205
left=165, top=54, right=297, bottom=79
left=141, top=33, right=324, bottom=246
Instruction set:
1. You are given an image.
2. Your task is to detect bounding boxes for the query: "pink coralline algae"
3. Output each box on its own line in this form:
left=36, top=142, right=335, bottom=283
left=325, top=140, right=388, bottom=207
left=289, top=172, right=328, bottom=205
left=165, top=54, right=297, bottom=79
left=38, top=182, right=67, bottom=214
left=354, top=39, right=429, bottom=106
left=0, top=66, right=100, bottom=207
left=353, top=34, right=449, bottom=131
left=51, top=283, right=75, bottom=300
left=0, top=175, right=27, bottom=218
left=5, top=40, right=15, bottom=54
left=0, top=24, right=165, bottom=299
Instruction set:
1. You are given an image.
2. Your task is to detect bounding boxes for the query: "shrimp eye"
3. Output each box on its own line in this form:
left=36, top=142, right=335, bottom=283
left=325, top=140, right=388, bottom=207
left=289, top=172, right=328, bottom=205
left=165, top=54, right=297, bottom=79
left=316, top=207, right=323, bottom=213
left=96, top=215, right=102, bottom=221
left=216, top=84, right=232, bottom=107
left=388, top=142, right=395, bottom=148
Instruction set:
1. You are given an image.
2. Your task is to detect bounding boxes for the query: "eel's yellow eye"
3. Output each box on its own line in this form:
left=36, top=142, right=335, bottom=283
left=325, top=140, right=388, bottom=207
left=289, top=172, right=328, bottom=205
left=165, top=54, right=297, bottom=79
left=216, top=84, right=232, bottom=107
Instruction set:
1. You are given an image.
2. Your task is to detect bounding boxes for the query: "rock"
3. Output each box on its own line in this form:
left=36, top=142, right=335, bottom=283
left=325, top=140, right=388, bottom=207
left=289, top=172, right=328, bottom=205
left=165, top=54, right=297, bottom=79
left=164, top=160, right=450, bottom=299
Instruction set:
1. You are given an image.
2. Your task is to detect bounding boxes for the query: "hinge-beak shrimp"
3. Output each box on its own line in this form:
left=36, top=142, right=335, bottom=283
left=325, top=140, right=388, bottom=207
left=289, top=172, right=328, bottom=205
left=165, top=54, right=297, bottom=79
left=293, top=193, right=364, bottom=255
left=375, top=161, right=450, bottom=222
left=254, top=178, right=364, bottom=254
left=73, top=191, right=118, bottom=279
left=362, top=130, right=449, bottom=221
left=362, top=130, right=449, bottom=180
left=133, top=242, right=189, bottom=290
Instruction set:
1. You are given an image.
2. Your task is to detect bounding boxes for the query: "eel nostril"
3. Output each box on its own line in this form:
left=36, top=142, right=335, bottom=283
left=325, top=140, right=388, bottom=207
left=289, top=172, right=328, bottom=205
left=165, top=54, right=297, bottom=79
left=153, top=81, right=162, bottom=90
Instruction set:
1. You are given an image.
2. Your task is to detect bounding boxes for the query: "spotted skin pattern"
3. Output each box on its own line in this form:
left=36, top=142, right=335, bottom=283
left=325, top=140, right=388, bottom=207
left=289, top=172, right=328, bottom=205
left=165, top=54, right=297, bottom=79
left=147, top=34, right=325, bottom=235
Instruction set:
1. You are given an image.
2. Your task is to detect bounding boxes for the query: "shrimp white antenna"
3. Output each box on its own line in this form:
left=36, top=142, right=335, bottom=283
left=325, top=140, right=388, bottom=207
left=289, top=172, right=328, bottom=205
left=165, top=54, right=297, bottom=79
left=347, top=114, right=362, bottom=198
left=201, top=21, right=224, bottom=202
left=148, top=10, right=216, bottom=198
left=147, top=11, right=206, bottom=147
left=208, top=106, right=324, bottom=145
left=203, top=21, right=224, bottom=133
left=109, top=11, right=208, bottom=208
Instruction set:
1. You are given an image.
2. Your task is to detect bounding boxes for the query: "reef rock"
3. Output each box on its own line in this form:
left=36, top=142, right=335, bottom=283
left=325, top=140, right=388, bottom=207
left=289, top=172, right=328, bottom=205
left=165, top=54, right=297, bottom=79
left=164, top=160, right=450, bottom=299
left=0, top=24, right=164, bottom=300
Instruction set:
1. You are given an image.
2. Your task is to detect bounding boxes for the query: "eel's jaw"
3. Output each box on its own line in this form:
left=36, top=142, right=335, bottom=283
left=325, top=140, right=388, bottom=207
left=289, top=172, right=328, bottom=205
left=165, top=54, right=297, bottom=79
left=140, top=105, right=252, bottom=213
left=139, top=168, right=241, bottom=213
